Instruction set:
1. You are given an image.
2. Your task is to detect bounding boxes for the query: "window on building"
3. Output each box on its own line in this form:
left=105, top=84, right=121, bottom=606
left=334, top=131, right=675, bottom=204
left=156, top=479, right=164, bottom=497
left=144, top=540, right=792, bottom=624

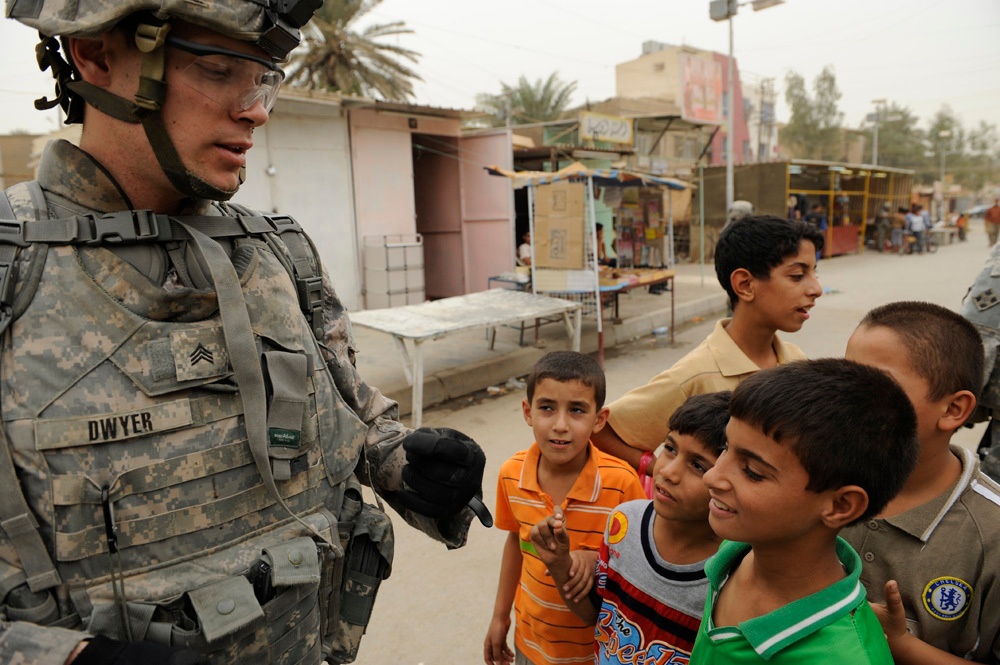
left=742, top=140, right=752, bottom=163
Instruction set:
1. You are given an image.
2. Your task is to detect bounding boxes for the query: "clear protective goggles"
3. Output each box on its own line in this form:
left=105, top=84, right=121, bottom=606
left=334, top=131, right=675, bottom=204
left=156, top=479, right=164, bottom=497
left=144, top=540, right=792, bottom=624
left=165, top=36, right=285, bottom=113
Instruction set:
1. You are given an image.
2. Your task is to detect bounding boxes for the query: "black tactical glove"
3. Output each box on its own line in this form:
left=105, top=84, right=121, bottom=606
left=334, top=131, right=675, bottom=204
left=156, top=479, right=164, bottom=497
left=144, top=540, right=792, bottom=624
left=73, top=635, right=206, bottom=665
left=394, top=427, right=489, bottom=524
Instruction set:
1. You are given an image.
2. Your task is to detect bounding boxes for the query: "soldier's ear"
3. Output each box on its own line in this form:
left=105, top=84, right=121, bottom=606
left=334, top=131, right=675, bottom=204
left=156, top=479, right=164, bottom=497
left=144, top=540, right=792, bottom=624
left=68, top=36, right=113, bottom=86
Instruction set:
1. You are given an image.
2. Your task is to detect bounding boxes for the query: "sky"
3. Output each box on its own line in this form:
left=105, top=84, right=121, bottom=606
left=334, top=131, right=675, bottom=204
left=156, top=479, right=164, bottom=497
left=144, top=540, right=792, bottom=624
left=1, top=0, right=998, bottom=138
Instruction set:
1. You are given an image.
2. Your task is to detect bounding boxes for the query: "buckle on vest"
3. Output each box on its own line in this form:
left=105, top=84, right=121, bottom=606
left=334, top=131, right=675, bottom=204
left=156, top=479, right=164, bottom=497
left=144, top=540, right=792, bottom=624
left=269, top=215, right=301, bottom=234
left=86, top=210, right=161, bottom=244
left=0, top=221, right=28, bottom=248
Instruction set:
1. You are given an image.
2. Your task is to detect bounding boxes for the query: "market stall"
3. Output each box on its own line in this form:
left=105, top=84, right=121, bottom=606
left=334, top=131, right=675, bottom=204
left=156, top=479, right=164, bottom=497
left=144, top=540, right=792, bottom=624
left=696, top=160, right=914, bottom=258
left=486, top=162, right=687, bottom=363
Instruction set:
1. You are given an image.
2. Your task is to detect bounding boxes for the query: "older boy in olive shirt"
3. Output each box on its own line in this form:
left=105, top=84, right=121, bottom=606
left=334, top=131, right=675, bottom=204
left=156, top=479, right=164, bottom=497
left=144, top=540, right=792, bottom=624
left=595, top=216, right=822, bottom=472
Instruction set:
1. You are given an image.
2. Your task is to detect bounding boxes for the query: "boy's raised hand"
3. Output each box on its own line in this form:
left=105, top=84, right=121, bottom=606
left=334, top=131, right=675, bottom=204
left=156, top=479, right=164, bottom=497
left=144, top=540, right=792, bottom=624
left=562, top=549, right=598, bottom=602
left=869, top=579, right=907, bottom=644
left=529, top=505, right=571, bottom=567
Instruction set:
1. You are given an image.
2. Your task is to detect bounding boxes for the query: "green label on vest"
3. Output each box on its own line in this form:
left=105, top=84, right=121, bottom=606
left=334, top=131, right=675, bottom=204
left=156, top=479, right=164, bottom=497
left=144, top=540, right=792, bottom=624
left=269, top=428, right=301, bottom=449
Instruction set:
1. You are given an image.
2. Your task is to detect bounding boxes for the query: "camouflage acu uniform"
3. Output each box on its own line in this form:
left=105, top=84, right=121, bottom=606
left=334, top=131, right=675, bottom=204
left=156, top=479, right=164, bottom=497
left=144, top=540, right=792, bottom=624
left=0, top=139, right=474, bottom=664
left=960, top=241, right=1000, bottom=482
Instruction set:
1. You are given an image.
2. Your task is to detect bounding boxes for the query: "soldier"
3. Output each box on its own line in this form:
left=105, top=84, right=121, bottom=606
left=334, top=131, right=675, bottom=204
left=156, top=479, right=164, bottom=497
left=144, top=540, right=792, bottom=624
left=961, top=242, right=1000, bottom=482
left=0, top=1, right=488, bottom=664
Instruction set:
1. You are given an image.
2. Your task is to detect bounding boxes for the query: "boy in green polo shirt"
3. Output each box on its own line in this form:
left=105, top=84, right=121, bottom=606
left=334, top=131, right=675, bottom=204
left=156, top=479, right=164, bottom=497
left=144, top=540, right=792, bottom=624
left=690, top=359, right=919, bottom=664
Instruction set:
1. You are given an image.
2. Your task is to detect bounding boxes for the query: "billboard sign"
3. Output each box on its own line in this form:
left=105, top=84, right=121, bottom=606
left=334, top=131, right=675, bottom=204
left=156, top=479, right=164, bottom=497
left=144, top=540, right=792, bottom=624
left=579, top=111, right=634, bottom=145
left=680, top=54, right=722, bottom=124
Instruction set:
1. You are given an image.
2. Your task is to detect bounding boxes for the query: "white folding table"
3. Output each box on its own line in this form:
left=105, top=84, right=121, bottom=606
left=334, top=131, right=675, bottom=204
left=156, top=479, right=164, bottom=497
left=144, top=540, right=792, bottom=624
left=350, top=289, right=583, bottom=427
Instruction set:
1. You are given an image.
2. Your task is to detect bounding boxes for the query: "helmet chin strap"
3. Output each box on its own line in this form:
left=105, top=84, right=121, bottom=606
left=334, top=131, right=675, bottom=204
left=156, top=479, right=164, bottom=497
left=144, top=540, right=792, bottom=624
left=65, top=20, right=244, bottom=202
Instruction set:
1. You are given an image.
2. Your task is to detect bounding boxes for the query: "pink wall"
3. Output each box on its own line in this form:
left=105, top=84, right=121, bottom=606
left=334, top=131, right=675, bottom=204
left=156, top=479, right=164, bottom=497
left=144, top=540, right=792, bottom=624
left=710, top=52, right=750, bottom=167
left=459, top=132, right=516, bottom=293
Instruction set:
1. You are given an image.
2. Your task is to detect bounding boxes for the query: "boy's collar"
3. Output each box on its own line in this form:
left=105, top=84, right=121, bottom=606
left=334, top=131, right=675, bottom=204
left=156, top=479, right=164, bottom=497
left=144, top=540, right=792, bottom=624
left=880, top=445, right=974, bottom=542
left=704, top=538, right=866, bottom=659
left=520, top=441, right=601, bottom=503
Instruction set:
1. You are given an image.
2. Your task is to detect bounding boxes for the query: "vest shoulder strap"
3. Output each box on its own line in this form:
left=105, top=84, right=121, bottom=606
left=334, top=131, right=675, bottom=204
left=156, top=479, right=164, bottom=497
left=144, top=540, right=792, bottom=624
left=225, top=202, right=325, bottom=341
left=0, top=182, right=62, bottom=593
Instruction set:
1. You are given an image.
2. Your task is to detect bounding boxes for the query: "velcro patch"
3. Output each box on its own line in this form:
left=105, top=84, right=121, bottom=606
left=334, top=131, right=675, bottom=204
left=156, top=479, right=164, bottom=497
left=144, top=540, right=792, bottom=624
left=974, top=288, right=1000, bottom=312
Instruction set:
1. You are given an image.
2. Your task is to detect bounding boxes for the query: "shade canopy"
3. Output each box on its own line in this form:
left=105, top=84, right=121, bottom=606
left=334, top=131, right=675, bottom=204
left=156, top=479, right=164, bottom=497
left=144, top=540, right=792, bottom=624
left=485, top=160, right=687, bottom=190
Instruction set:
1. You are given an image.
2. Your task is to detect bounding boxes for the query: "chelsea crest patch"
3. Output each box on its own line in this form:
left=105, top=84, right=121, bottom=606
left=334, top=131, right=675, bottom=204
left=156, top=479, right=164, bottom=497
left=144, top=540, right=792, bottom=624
left=923, top=577, right=973, bottom=620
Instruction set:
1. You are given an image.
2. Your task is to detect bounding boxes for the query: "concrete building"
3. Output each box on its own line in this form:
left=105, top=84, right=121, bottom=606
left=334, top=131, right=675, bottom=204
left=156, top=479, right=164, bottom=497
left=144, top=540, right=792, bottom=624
left=615, top=41, right=756, bottom=169
left=0, top=133, right=40, bottom=189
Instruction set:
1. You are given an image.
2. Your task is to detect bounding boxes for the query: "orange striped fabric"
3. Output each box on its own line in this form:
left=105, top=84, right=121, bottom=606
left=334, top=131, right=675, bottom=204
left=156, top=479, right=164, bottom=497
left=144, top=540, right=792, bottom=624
left=495, top=442, right=646, bottom=665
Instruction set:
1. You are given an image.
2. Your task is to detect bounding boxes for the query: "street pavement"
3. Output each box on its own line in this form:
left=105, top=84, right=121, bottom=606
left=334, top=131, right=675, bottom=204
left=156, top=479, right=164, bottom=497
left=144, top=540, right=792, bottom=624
left=352, top=220, right=992, bottom=665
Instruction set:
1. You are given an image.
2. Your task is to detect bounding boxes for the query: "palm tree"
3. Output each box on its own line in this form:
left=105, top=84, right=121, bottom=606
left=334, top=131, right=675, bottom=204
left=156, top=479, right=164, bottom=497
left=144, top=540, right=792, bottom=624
left=475, top=73, right=578, bottom=127
left=285, top=0, right=421, bottom=102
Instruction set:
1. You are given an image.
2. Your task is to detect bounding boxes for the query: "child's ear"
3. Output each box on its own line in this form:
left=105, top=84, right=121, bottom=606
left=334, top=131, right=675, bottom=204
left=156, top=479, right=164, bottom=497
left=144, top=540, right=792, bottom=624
left=820, top=486, right=868, bottom=529
left=730, top=268, right=755, bottom=303
left=592, top=406, right=610, bottom=433
left=938, top=390, right=977, bottom=434
left=522, top=399, right=533, bottom=427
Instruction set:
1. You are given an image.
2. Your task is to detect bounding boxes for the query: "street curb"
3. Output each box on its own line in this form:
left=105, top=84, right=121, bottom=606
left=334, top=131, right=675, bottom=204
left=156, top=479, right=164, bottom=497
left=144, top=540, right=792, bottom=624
left=384, top=291, right=729, bottom=416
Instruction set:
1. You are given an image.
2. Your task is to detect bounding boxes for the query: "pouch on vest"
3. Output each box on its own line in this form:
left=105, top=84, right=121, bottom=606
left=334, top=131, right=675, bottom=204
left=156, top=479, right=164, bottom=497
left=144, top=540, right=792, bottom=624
left=261, top=350, right=311, bottom=481
left=325, top=495, right=393, bottom=664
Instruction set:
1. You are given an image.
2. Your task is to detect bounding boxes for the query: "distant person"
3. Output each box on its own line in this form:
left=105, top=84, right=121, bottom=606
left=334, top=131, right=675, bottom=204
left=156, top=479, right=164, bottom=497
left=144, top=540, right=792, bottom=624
left=892, top=206, right=909, bottom=250
left=804, top=203, right=828, bottom=261
left=986, top=199, right=1000, bottom=246
left=724, top=200, right=754, bottom=229
left=596, top=223, right=617, bottom=267
left=690, top=359, right=919, bottom=664
left=844, top=302, right=1000, bottom=663
left=874, top=201, right=892, bottom=252
left=530, top=391, right=730, bottom=664
left=592, top=216, right=823, bottom=481
left=804, top=203, right=827, bottom=230
left=903, top=205, right=927, bottom=254
left=485, top=352, right=645, bottom=665
left=786, top=194, right=799, bottom=221
left=517, top=231, right=532, bottom=266
left=955, top=211, right=968, bottom=242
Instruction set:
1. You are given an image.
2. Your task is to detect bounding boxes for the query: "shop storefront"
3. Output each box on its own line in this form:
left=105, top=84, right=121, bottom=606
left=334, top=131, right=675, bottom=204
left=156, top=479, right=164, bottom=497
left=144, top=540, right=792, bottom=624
left=697, top=160, right=915, bottom=258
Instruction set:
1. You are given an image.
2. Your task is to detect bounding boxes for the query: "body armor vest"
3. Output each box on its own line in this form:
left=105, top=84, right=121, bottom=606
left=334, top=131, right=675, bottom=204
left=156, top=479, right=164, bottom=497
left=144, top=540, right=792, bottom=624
left=0, top=184, right=391, bottom=664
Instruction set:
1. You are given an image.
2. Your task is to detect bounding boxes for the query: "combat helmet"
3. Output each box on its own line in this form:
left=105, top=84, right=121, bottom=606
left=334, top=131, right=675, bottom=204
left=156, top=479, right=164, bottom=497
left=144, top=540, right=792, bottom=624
left=6, top=0, right=323, bottom=200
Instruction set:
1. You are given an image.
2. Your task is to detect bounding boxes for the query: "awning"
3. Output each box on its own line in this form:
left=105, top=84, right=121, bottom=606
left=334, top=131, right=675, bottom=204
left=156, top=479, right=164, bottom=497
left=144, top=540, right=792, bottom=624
left=485, top=160, right=688, bottom=190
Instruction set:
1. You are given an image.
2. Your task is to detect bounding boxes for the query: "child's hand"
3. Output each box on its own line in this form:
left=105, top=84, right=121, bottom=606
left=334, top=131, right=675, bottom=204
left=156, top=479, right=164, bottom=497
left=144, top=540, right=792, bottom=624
left=870, top=579, right=908, bottom=645
left=529, top=506, right=571, bottom=567
left=483, top=616, right=514, bottom=665
left=562, top=549, right=598, bottom=602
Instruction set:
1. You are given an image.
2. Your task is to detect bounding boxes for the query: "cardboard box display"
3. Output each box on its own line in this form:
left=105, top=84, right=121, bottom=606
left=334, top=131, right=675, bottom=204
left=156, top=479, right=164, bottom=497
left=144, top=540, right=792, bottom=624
left=534, top=181, right=586, bottom=270
left=535, top=180, right=585, bottom=218
left=534, top=216, right=585, bottom=269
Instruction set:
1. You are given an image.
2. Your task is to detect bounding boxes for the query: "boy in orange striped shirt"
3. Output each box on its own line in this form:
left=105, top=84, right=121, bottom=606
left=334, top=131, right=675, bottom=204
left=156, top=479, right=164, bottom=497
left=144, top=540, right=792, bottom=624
left=484, top=351, right=646, bottom=665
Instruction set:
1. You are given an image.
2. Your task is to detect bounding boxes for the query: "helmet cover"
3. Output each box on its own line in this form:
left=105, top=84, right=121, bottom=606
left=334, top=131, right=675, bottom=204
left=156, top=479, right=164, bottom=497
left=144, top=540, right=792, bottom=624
left=6, top=0, right=322, bottom=59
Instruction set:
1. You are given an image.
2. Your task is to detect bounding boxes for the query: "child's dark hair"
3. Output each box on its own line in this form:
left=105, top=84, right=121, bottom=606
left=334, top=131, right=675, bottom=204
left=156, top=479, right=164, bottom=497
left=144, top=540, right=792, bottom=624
left=714, top=215, right=826, bottom=308
left=668, top=391, right=731, bottom=457
left=526, top=351, right=606, bottom=408
left=859, top=301, right=984, bottom=402
left=729, top=359, right=917, bottom=523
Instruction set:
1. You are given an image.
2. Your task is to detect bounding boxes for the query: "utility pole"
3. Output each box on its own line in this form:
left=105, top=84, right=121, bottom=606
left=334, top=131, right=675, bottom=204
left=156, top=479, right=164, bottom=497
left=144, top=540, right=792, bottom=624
left=709, top=0, right=784, bottom=211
